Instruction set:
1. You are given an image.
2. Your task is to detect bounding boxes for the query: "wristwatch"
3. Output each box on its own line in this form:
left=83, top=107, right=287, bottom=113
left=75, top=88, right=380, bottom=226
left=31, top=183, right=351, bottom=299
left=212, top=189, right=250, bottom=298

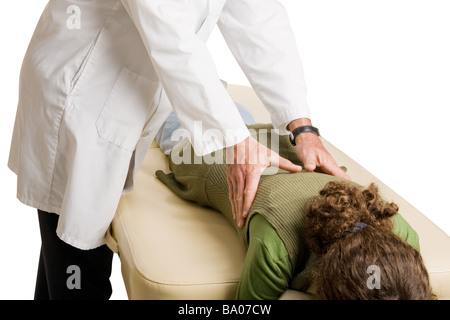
left=289, top=125, right=320, bottom=146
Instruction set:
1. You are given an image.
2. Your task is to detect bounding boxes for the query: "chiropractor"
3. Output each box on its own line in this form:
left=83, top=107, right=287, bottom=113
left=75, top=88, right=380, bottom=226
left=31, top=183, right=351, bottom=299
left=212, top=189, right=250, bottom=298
left=9, top=0, right=348, bottom=299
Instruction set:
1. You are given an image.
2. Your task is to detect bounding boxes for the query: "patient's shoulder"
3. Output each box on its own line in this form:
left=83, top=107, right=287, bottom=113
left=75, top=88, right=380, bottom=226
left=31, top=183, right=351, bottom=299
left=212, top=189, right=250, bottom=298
left=392, top=213, right=420, bottom=251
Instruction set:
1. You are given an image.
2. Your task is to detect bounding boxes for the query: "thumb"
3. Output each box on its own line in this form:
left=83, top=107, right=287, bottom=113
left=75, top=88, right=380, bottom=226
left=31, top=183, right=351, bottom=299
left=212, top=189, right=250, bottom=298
left=271, top=153, right=302, bottom=173
left=302, top=154, right=317, bottom=172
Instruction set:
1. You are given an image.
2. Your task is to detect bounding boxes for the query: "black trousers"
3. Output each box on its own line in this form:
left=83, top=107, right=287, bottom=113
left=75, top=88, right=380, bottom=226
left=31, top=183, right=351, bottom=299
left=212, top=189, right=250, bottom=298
left=35, top=210, right=114, bottom=300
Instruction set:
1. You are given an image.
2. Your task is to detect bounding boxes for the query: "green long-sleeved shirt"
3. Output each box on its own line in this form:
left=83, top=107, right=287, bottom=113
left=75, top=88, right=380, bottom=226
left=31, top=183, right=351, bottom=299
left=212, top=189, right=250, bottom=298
left=156, top=124, right=420, bottom=299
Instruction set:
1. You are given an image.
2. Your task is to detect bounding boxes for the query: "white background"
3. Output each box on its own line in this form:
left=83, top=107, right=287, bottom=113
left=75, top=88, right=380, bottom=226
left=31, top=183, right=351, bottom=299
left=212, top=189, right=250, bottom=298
left=1, top=1, right=449, bottom=300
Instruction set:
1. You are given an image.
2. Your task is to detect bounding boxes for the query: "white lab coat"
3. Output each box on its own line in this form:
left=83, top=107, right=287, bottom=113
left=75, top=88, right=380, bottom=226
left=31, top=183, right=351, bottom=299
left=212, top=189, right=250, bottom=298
left=8, top=0, right=309, bottom=249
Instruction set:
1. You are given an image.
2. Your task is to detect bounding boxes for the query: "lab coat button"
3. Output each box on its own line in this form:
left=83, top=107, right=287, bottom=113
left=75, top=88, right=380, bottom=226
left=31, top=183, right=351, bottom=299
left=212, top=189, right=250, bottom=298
left=141, top=131, right=150, bottom=138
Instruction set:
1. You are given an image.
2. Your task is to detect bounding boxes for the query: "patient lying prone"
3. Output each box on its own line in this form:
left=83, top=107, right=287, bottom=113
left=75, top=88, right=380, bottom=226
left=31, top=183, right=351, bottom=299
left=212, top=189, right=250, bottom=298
left=155, top=110, right=435, bottom=300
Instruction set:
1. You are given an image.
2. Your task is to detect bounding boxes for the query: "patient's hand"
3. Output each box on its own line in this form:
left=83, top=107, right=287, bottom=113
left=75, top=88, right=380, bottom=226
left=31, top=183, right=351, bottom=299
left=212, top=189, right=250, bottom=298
left=226, top=136, right=302, bottom=229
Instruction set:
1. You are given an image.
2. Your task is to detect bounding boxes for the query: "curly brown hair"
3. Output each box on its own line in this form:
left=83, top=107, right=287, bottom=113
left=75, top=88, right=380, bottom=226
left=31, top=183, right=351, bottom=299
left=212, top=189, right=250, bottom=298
left=305, top=181, right=435, bottom=300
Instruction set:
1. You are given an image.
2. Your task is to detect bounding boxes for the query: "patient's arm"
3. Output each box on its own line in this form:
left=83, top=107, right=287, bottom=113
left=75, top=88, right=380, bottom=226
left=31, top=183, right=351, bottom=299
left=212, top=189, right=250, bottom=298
left=236, top=214, right=292, bottom=300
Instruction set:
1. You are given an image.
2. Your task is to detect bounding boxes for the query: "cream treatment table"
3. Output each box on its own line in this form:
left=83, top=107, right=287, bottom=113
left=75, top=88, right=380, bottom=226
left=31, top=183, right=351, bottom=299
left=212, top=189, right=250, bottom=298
left=106, top=85, right=450, bottom=300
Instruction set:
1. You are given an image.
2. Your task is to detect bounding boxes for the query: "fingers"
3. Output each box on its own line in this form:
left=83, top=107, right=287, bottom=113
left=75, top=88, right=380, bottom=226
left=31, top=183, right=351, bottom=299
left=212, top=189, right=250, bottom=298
left=310, top=148, right=352, bottom=180
left=227, top=137, right=265, bottom=228
left=304, top=152, right=351, bottom=180
left=294, top=134, right=352, bottom=180
left=241, top=171, right=261, bottom=221
left=227, top=166, right=240, bottom=222
left=227, top=164, right=261, bottom=229
left=272, top=154, right=303, bottom=173
left=319, top=160, right=352, bottom=180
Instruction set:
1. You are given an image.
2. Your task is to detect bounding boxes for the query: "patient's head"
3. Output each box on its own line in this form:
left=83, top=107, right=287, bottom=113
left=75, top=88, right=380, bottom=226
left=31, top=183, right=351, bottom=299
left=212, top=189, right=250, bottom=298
left=305, top=181, right=435, bottom=300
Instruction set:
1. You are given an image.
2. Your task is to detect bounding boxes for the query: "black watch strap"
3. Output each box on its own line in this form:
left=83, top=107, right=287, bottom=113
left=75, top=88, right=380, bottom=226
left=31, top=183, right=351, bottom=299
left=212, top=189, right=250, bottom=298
left=289, top=125, right=320, bottom=146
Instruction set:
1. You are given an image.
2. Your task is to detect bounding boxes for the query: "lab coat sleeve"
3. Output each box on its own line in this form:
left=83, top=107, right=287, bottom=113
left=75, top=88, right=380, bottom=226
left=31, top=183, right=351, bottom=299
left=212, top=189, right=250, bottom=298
left=120, top=0, right=249, bottom=156
left=218, top=0, right=310, bottom=134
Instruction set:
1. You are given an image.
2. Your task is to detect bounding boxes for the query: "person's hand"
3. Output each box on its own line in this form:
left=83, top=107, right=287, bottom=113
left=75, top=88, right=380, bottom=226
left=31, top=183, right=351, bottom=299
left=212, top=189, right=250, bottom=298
left=226, top=136, right=302, bottom=229
left=294, top=133, right=350, bottom=179
left=288, top=118, right=351, bottom=180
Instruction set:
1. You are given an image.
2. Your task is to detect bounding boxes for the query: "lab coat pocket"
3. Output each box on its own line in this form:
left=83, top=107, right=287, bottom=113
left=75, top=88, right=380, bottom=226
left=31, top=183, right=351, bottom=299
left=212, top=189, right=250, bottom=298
left=69, top=29, right=103, bottom=96
left=96, top=67, right=158, bottom=152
